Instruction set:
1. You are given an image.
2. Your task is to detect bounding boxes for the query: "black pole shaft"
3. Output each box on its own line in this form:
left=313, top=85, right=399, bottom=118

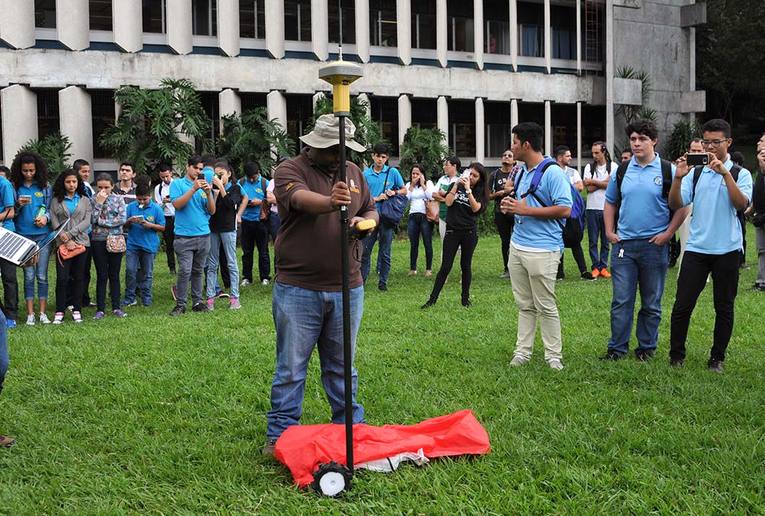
left=337, top=114, right=354, bottom=474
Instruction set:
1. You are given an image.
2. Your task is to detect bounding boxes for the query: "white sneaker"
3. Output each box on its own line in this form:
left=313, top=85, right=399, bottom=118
left=510, top=355, right=529, bottom=367
left=53, top=312, right=64, bottom=325
left=548, top=359, right=564, bottom=371
left=261, top=279, right=270, bottom=286
left=39, top=313, right=51, bottom=324
left=240, top=279, right=251, bottom=287
left=26, top=314, right=35, bottom=326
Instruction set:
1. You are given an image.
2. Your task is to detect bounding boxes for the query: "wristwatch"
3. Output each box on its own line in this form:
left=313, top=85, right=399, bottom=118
left=465, top=189, right=472, bottom=195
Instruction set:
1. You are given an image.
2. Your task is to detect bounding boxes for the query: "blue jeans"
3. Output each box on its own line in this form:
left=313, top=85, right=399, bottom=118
left=124, top=249, right=156, bottom=306
left=407, top=213, right=433, bottom=271
left=0, top=310, right=8, bottom=393
left=361, top=222, right=394, bottom=286
left=22, top=233, right=51, bottom=301
left=586, top=209, right=610, bottom=270
left=267, top=282, right=365, bottom=440
left=607, top=239, right=669, bottom=355
left=206, top=231, right=239, bottom=299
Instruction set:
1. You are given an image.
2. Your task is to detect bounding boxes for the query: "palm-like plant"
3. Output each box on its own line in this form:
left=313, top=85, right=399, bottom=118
left=311, top=95, right=384, bottom=167
left=216, top=107, right=295, bottom=177
left=100, top=79, right=211, bottom=175
left=18, top=133, right=72, bottom=180
left=615, top=66, right=657, bottom=124
left=398, top=127, right=449, bottom=180
left=665, top=119, right=702, bottom=161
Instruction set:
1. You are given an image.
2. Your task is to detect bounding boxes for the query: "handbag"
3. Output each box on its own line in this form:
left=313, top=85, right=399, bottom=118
left=106, top=234, right=126, bottom=253
left=426, top=200, right=440, bottom=223
left=57, top=243, right=86, bottom=262
left=378, top=168, right=407, bottom=226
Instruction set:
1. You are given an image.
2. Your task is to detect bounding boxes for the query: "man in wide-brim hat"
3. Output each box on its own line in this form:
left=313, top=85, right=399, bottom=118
left=263, top=114, right=378, bottom=455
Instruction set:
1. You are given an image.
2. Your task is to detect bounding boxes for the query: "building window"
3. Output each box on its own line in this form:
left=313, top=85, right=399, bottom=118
left=370, top=97, right=399, bottom=156
left=449, top=100, right=475, bottom=158
left=35, top=0, right=56, bottom=29
left=35, top=89, right=60, bottom=140
left=328, top=0, right=355, bottom=45
left=411, top=98, right=437, bottom=131
left=581, top=105, right=605, bottom=157
left=89, top=0, right=112, bottom=31
left=198, top=92, right=220, bottom=153
left=411, top=0, right=436, bottom=50
left=518, top=1, right=542, bottom=57
left=370, top=0, right=397, bottom=47
left=552, top=3, right=576, bottom=60
left=240, top=93, right=268, bottom=113
left=286, top=94, right=313, bottom=152
left=484, top=0, right=509, bottom=55
left=143, top=0, right=166, bottom=33
left=447, top=0, right=473, bottom=52
left=240, top=0, right=266, bottom=39
left=285, top=0, right=311, bottom=41
left=193, top=0, right=217, bottom=36
left=484, top=101, right=511, bottom=157
left=582, top=1, right=604, bottom=62
left=518, top=101, right=544, bottom=146
left=91, top=90, right=115, bottom=160
left=551, top=103, right=576, bottom=155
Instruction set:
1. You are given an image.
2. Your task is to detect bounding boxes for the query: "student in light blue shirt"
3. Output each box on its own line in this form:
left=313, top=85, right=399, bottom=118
left=600, top=120, right=689, bottom=362
left=237, top=162, right=270, bottom=286
left=500, top=122, right=572, bottom=371
left=667, top=119, right=753, bottom=372
left=124, top=180, right=165, bottom=307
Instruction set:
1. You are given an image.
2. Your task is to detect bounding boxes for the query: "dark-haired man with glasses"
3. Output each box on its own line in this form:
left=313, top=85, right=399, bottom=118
left=668, top=119, right=753, bottom=372
left=489, top=147, right=519, bottom=277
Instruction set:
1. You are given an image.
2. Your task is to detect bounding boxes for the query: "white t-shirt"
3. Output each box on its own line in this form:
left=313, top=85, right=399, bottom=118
left=154, top=180, right=176, bottom=216
left=563, top=166, right=582, bottom=186
left=405, top=180, right=435, bottom=214
left=583, top=161, right=618, bottom=210
left=267, top=178, right=278, bottom=214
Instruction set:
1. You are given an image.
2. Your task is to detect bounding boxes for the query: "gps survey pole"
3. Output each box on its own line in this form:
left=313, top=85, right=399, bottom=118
left=319, top=61, right=363, bottom=481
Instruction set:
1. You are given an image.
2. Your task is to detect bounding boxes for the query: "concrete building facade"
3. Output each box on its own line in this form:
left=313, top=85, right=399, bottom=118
left=0, top=0, right=705, bottom=172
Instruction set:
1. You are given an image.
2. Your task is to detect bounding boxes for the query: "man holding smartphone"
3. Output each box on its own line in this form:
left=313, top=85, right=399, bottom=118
left=153, top=163, right=176, bottom=274
left=668, top=119, right=753, bottom=372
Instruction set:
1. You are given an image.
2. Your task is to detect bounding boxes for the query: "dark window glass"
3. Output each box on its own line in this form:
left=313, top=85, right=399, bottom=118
left=449, top=99, right=475, bottom=158
left=411, top=98, right=437, bottom=130
left=552, top=4, right=576, bottom=59
left=484, top=101, right=511, bottom=157
left=197, top=92, right=219, bottom=153
left=484, top=0, right=509, bottom=55
left=91, top=90, right=115, bottom=159
left=143, top=0, right=166, bottom=33
left=286, top=94, right=313, bottom=152
left=35, top=0, right=56, bottom=28
left=284, top=0, right=311, bottom=41
left=328, top=0, right=355, bottom=44
left=411, top=0, right=436, bottom=49
left=36, top=89, right=60, bottom=140
left=240, top=93, right=268, bottom=113
left=447, top=0, right=473, bottom=52
left=193, top=0, right=217, bottom=36
left=370, top=0, right=397, bottom=47
left=517, top=1, right=542, bottom=57
left=89, top=0, right=112, bottom=31
left=518, top=101, right=545, bottom=147
left=551, top=103, right=577, bottom=155
left=581, top=105, right=605, bottom=157
left=240, top=0, right=266, bottom=39
left=582, top=1, right=603, bottom=62
left=370, top=97, right=399, bottom=156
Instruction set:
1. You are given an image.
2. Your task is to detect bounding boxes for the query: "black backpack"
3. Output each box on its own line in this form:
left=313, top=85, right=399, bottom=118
left=613, top=158, right=673, bottom=228
left=691, top=164, right=746, bottom=235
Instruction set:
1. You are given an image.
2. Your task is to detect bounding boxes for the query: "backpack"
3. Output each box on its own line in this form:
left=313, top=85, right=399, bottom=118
left=613, top=158, right=673, bottom=229
left=691, top=164, right=746, bottom=235
left=378, top=166, right=407, bottom=227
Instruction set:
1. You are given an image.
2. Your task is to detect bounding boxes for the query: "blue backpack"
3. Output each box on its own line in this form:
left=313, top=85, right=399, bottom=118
left=515, top=157, right=586, bottom=243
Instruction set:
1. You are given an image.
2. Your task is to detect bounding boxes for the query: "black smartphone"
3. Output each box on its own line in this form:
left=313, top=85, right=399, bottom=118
left=687, top=153, right=709, bottom=167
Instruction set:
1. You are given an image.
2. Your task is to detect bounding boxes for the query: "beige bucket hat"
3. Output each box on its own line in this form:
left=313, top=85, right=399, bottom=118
left=299, top=114, right=366, bottom=153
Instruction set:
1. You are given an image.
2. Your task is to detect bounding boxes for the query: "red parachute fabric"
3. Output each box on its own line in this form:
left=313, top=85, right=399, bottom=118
left=274, top=409, right=491, bottom=487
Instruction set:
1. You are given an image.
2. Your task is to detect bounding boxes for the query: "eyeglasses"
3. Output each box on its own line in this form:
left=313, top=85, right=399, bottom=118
left=701, top=139, right=729, bottom=147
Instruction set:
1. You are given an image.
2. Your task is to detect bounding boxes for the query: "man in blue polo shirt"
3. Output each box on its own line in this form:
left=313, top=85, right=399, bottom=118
left=237, top=162, right=271, bottom=286
left=361, top=143, right=406, bottom=291
left=668, top=119, right=753, bottom=372
left=0, top=174, right=18, bottom=328
left=500, top=122, right=572, bottom=371
left=601, top=120, right=689, bottom=361
left=168, top=155, right=216, bottom=316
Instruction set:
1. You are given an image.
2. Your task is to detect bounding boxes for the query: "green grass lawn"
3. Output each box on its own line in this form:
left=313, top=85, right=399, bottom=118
left=1, top=235, right=764, bottom=513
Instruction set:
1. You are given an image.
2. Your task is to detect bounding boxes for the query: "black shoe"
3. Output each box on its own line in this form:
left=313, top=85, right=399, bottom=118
left=169, top=305, right=186, bottom=317
left=753, top=283, right=765, bottom=292
left=556, top=273, right=565, bottom=281
left=581, top=271, right=595, bottom=281
left=600, top=350, right=626, bottom=361
left=669, top=358, right=684, bottom=368
left=708, top=359, right=724, bottom=373
left=378, top=283, right=388, bottom=292
left=635, top=349, right=655, bottom=361
left=462, top=299, right=472, bottom=308
left=421, top=300, right=436, bottom=309
left=192, top=302, right=210, bottom=313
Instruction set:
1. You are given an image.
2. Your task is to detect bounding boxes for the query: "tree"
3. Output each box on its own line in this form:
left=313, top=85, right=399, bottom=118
left=615, top=66, right=656, bottom=125
left=664, top=119, right=701, bottom=161
left=18, top=133, right=72, bottom=180
left=311, top=95, right=384, bottom=167
left=100, top=79, right=211, bottom=175
left=216, top=107, right=295, bottom=177
left=397, top=127, right=449, bottom=180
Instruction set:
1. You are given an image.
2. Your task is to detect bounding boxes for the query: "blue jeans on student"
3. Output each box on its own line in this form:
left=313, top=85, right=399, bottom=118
left=361, top=221, right=394, bottom=286
left=206, top=231, right=239, bottom=299
left=22, top=233, right=51, bottom=301
left=607, top=238, right=669, bottom=355
left=0, top=310, right=8, bottom=393
left=124, top=249, right=156, bottom=306
left=407, top=213, right=433, bottom=271
left=586, top=209, right=610, bottom=270
left=266, top=282, right=365, bottom=441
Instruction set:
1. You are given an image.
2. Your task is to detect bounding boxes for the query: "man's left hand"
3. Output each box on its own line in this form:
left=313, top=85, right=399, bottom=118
left=649, top=231, right=672, bottom=246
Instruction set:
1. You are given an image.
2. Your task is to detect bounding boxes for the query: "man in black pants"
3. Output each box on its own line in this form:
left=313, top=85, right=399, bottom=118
left=554, top=145, right=593, bottom=280
left=668, top=119, right=753, bottom=372
left=154, top=163, right=176, bottom=274
left=489, top=147, right=517, bottom=278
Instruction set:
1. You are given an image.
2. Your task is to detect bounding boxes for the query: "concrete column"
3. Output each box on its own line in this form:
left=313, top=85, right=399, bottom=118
left=576, top=101, right=582, bottom=172
left=396, top=0, right=412, bottom=65
left=436, top=0, right=447, bottom=67
left=475, top=97, right=485, bottom=162
left=355, top=0, right=370, bottom=62
left=398, top=94, right=412, bottom=147
left=605, top=0, right=614, bottom=155
left=265, top=0, right=285, bottom=58
left=56, top=0, right=89, bottom=51
left=544, top=0, right=551, bottom=73
left=575, top=0, right=581, bottom=74
left=544, top=100, right=552, bottom=155
left=0, top=0, right=34, bottom=49
left=312, top=0, right=329, bottom=61
left=437, top=96, right=449, bottom=147
left=473, top=0, right=483, bottom=70
left=510, top=98, right=518, bottom=129
left=219, top=89, right=242, bottom=134
left=689, top=26, right=696, bottom=122
left=509, top=0, right=517, bottom=71
left=1, top=85, right=38, bottom=165
left=113, top=0, right=143, bottom=53
left=357, top=93, right=372, bottom=120
left=59, top=86, right=94, bottom=163
left=313, top=91, right=326, bottom=113
left=267, top=90, right=288, bottom=131
left=217, top=0, right=240, bottom=57
left=167, top=0, right=192, bottom=55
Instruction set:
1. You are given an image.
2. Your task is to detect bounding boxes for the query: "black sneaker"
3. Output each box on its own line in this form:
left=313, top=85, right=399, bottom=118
left=169, top=305, right=186, bottom=317
left=378, top=283, right=388, bottom=292
left=600, top=350, right=626, bottom=361
left=635, top=349, right=655, bottom=361
left=753, top=283, right=765, bottom=292
left=581, top=271, right=596, bottom=281
left=708, top=359, right=724, bottom=373
left=461, top=299, right=472, bottom=308
left=421, top=300, right=436, bottom=309
left=192, top=303, right=210, bottom=313
left=669, top=358, right=684, bottom=368
left=556, top=273, right=565, bottom=281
